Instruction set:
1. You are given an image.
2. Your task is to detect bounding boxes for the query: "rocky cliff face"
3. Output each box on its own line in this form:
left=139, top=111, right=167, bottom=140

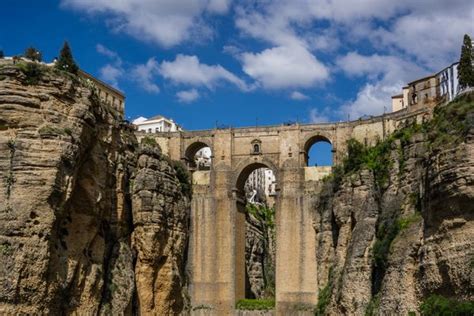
left=313, top=94, right=474, bottom=315
left=0, top=64, right=190, bottom=315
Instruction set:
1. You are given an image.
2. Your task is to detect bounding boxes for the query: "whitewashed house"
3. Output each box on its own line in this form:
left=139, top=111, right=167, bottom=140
left=133, top=115, right=182, bottom=133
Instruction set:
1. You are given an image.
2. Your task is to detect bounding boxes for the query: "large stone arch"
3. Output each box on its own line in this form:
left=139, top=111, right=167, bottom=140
left=183, top=140, right=213, bottom=170
left=301, top=133, right=334, bottom=166
left=231, top=157, right=280, bottom=302
left=232, top=156, right=280, bottom=194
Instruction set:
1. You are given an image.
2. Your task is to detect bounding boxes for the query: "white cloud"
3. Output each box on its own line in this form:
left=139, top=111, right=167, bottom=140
left=96, top=43, right=120, bottom=60
left=290, top=91, right=309, bottom=101
left=176, top=89, right=200, bottom=103
left=98, top=64, right=123, bottom=88
left=160, top=54, right=250, bottom=91
left=96, top=44, right=124, bottom=87
left=309, top=107, right=331, bottom=123
left=337, top=52, right=427, bottom=119
left=241, top=45, right=329, bottom=89
left=131, top=58, right=160, bottom=93
left=62, top=0, right=232, bottom=47
left=235, top=0, right=474, bottom=107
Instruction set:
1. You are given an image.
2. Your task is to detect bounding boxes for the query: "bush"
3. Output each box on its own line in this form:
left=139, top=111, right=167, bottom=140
left=38, top=125, right=67, bottom=136
left=140, top=136, right=158, bottom=148
left=24, top=46, right=42, bottom=62
left=235, top=299, right=275, bottom=311
left=171, top=160, right=192, bottom=198
left=365, top=294, right=380, bottom=316
left=420, top=294, right=474, bottom=316
left=17, top=62, right=45, bottom=85
left=428, top=92, right=474, bottom=151
left=315, top=283, right=331, bottom=315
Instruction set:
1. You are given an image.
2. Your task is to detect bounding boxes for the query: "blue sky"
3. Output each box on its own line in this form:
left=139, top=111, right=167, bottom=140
left=1, top=1, right=472, bottom=154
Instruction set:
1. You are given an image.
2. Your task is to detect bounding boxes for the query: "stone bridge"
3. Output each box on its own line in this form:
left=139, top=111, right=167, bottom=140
left=135, top=107, right=430, bottom=315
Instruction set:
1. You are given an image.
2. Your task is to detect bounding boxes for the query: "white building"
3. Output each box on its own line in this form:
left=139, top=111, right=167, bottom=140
left=437, top=62, right=459, bottom=102
left=133, top=115, right=182, bottom=133
left=195, top=147, right=212, bottom=170
left=245, top=168, right=277, bottom=204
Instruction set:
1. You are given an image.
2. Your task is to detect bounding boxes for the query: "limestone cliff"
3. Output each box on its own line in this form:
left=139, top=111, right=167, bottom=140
left=313, top=94, right=474, bottom=315
left=0, top=63, right=190, bottom=315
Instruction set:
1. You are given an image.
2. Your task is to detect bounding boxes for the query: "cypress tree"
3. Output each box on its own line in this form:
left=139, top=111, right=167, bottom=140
left=24, top=46, right=42, bottom=62
left=55, top=41, right=79, bottom=74
left=457, top=34, right=474, bottom=89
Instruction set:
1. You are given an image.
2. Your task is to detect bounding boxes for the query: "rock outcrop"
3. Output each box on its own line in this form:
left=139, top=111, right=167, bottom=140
left=313, top=95, right=474, bottom=315
left=0, top=64, right=190, bottom=315
left=132, top=147, right=190, bottom=314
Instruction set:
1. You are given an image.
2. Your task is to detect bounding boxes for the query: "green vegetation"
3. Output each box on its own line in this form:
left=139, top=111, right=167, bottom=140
left=315, top=267, right=334, bottom=316
left=372, top=212, right=421, bottom=282
left=315, top=283, right=331, bottom=315
left=365, top=294, right=380, bottom=316
left=24, top=46, right=42, bottom=62
left=236, top=299, right=275, bottom=311
left=0, top=242, right=12, bottom=256
left=16, top=61, right=46, bottom=85
left=427, top=92, right=474, bottom=151
left=38, top=125, right=69, bottom=137
left=140, top=136, right=158, bottom=148
left=458, top=34, right=474, bottom=89
left=55, top=41, right=79, bottom=74
left=171, top=160, right=192, bottom=198
left=420, top=294, right=474, bottom=316
left=246, top=204, right=275, bottom=230
left=0, top=50, right=4, bottom=58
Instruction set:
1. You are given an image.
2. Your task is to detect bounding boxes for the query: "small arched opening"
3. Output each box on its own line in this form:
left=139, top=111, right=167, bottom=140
left=304, top=135, right=333, bottom=167
left=184, top=142, right=212, bottom=171
left=234, top=162, right=277, bottom=304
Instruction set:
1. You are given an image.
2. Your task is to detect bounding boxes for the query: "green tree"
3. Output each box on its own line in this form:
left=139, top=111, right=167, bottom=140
left=24, top=46, right=42, bottom=62
left=457, top=34, right=474, bottom=89
left=0, top=50, right=4, bottom=59
left=55, top=41, right=79, bottom=74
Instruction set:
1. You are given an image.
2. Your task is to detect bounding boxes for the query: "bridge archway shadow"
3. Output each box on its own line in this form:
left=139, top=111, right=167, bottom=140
left=304, top=135, right=333, bottom=167
left=233, top=162, right=278, bottom=302
left=184, top=141, right=212, bottom=171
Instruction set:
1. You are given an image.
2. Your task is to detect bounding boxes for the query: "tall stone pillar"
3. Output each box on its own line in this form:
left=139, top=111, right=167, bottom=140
left=189, top=131, right=236, bottom=315
left=275, top=131, right=318, bottom=315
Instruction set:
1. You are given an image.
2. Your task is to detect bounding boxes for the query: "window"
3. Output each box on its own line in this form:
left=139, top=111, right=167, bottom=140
left=253, top=143, right=260, bottom=153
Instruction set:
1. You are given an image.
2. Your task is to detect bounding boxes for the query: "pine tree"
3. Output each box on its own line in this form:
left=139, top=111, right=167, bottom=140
left=55, top=41, right=79, bottom=74
left=457, top=34, right=474, bottom=89
left=24, top=46, right=42, bottom=62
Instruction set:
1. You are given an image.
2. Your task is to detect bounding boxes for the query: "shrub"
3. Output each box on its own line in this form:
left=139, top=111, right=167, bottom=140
left=17, top=62, right=45, bottom=85
left=365, top=294, right=380, bottom=316
left=140, top=136, right=158, bottom=148
left=315, top=283, right=331, bottom=315
left=420, top=294, right=474, bottom=316
left=24, top=46, right=42, bottom=62
left=171, top=160, right=192, bottom=198
left=38, top=125, right=67, bottom=136
left=235, top=299, right=275, bottom=311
